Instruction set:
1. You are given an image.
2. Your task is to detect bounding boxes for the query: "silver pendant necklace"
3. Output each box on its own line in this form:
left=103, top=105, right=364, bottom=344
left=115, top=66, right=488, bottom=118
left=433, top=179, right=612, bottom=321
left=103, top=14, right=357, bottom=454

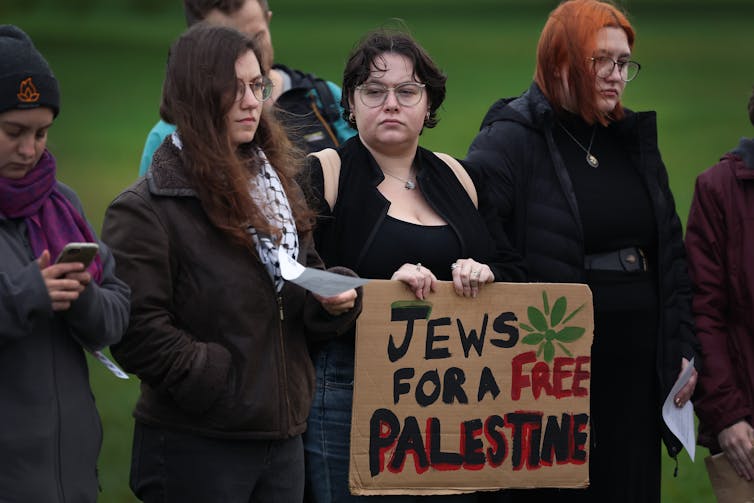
left=382, top=169, right=416, bottom=190
left=559, top=123, right=599, bottom=168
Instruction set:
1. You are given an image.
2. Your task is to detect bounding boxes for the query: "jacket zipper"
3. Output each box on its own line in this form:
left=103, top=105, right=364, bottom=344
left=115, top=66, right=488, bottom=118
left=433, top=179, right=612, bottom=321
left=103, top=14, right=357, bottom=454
left=277, top=294, right=291, bottom=435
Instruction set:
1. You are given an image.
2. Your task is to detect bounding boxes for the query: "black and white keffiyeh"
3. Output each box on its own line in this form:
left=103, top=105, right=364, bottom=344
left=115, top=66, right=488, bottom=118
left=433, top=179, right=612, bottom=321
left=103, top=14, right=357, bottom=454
left=248, top=149, right=299, bottom=292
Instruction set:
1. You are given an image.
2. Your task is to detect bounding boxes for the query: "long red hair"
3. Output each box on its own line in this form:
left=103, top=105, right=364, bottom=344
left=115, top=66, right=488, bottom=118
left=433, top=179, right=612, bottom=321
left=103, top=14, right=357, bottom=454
left=534, top=0, right=635, bottom=125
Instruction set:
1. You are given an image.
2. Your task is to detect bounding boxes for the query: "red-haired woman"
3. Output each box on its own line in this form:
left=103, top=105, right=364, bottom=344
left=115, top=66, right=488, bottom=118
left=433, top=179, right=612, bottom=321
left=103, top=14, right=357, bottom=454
left=466, top=1, right=699, bottom=501
left=102, top=23, right=360, bottom=502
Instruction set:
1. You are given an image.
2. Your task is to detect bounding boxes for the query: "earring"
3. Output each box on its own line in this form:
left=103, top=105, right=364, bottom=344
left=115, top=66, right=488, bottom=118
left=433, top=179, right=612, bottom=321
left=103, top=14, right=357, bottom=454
left=425, top=111, right=430, bottom=121
left=349, top=112, right=355, bottom=122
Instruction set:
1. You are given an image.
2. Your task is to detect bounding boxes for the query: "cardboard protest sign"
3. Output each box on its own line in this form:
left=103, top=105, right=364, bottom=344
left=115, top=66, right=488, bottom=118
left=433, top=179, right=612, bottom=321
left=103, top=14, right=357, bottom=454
left=350, top=280, right=593, bottom=495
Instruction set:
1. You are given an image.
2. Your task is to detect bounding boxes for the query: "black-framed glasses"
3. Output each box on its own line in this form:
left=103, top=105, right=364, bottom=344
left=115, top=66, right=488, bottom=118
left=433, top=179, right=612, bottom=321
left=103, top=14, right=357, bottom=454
left=355, top=82, right=426, bottom=108
left=235, top=76, right=274, bottom=103
left=589, top=56, right=641, bottom=82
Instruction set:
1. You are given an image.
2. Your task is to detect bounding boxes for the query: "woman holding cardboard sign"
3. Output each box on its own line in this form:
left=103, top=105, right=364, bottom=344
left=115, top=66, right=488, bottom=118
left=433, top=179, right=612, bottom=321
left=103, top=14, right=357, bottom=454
left=302, top=28, right=525, bottom=502
left=0, top=25, right=130, bottom=502
left=465, top=1, right=700, bottom=502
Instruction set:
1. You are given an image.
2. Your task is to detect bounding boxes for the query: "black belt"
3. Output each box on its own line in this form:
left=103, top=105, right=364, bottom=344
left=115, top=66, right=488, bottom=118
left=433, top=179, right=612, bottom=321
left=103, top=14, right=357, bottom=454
left=584, top=246, right=648, bottom=272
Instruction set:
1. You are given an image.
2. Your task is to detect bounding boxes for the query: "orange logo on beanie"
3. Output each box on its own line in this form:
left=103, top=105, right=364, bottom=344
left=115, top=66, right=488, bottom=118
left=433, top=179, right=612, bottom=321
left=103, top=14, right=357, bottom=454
left=17, top=77, right=40, bottom=103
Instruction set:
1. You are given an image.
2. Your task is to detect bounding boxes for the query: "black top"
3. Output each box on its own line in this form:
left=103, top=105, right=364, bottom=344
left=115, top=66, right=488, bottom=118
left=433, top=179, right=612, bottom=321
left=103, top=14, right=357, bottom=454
left=553, top=112, right=658, bottom=314
left=304, top=135, right=525, bottom=283
left=358, top=216, right=461, bottom=281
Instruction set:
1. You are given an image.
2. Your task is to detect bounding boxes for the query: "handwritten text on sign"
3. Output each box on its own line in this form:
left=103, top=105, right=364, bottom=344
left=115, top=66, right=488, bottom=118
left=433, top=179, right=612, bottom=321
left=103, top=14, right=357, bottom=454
left=350, top=281, right=594, bottom=495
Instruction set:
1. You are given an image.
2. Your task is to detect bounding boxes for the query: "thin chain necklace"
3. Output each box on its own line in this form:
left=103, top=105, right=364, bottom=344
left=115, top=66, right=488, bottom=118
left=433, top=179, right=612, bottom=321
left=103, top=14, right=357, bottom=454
left=558, top=123, right=599, bottom=168
left=382, top=169, right=416, bottom=190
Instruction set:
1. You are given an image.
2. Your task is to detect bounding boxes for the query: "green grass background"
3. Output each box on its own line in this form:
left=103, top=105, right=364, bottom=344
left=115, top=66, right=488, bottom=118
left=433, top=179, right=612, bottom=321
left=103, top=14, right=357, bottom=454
left=5, top=1, right=754, bottom=501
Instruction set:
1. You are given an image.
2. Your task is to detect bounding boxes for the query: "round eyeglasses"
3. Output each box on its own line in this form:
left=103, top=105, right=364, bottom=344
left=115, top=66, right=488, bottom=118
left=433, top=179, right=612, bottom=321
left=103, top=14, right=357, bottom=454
left=355, top=82, right=426, bottom=108
left=589, top=56, right=641, bottom=82
left=235, top=76, right=274, bottom=103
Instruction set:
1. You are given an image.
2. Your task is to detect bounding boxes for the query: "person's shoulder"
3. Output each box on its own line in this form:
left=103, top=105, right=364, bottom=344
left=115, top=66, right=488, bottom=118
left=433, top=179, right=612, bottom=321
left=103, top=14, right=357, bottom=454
left=697, top=151, right=745, bottom=187
left=55, top=181, right=84, bottom=208
left=273, top=63, right=316, bottom=87
left=148, top=119, right=176, bottom=138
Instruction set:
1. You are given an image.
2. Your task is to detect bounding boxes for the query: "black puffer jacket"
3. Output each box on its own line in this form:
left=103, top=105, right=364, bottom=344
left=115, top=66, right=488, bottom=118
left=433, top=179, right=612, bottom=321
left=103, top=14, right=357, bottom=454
left=465, top=82, right=699, bottom=457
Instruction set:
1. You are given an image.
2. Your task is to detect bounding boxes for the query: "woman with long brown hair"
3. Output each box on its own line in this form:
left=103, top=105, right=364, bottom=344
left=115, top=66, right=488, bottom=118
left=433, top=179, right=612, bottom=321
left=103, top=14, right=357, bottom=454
left=466, top=1, right=699, bottom=501
left=102, top=23, right=359, bottom=502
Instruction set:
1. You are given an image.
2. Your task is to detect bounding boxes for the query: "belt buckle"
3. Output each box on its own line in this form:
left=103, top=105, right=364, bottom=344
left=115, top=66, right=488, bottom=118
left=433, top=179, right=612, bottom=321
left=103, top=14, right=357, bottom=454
left=621, top=247, right=647, bottom=273
left=637, top=247, right=648, bottom=272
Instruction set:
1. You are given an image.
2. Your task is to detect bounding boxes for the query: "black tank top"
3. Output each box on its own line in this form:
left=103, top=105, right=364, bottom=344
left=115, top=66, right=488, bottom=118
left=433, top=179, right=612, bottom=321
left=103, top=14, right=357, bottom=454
left=357, top=215, right=461, bottom=281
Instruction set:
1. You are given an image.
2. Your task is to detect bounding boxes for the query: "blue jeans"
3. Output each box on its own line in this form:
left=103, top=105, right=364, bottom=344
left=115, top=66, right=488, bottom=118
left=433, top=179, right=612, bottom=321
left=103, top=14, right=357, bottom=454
left=304, top=339, right=478, bottom=503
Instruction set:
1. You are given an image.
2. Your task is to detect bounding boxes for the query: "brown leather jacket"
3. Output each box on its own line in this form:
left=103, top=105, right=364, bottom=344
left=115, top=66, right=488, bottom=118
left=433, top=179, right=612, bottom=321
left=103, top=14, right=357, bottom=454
left=102, top=139, right=360, bottom=439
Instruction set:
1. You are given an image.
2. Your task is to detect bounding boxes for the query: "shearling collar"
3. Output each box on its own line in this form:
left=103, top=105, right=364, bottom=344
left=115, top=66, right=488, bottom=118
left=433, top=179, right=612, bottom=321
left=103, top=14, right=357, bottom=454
left=145, top=136, right=196, bottom=197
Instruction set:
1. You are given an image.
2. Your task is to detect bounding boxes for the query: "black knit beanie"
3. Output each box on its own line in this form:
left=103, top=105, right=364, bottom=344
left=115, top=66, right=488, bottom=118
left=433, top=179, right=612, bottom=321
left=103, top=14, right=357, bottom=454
left=0, top=25, right=60, bottom=117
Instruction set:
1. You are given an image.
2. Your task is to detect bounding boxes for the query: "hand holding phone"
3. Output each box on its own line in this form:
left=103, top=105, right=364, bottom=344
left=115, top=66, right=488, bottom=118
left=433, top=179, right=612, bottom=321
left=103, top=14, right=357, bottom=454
left=55, top=242, right=99, bottom=268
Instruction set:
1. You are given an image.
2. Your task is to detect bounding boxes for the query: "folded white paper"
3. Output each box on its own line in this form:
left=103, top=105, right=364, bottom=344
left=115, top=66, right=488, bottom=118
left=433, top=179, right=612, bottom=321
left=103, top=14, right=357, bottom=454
left=278, top=248, right=369, bottom=297
left=662, top=357, right=696, bottom=461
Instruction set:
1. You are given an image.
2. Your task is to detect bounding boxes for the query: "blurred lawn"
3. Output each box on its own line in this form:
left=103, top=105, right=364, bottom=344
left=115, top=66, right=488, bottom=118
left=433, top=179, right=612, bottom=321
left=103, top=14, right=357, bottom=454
left=6, top=1, right=754, bottom=501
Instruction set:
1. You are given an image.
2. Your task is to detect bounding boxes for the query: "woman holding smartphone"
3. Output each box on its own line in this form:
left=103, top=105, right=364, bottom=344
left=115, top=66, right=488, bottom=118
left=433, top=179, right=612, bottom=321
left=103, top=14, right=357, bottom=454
left=102, top=23, right=360, bottom=502
left=0, top=25, right=130, bottom=502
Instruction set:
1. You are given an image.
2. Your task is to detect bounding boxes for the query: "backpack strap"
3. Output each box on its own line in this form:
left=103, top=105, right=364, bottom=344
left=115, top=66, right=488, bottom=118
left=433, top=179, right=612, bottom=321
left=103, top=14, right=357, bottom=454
left=308, top=148, right=341, bottom=211
left=434, top=152, right=478, bottom=208
left=311, top=78, right=341, bottom=127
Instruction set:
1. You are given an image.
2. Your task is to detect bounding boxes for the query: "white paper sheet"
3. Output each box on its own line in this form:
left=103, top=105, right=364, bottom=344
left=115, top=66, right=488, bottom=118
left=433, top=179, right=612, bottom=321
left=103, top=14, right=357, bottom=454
left=662, top=357, right=696, bottom=461
left=278, top=248, right=369, bottom=297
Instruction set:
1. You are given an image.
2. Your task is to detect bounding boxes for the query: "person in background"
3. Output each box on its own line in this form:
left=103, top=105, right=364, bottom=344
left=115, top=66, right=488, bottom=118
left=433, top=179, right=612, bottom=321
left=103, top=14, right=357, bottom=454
left=138, top=0, right=355, bottom=175
left=687, top=86, right=754, bottom=482
left=302, top=28, right=525, bottom=503
left=0, top=24, right=130, bottom=502
left=102, top=24, right=360, bottom=502
left=465, top=1, right=699, bottom=501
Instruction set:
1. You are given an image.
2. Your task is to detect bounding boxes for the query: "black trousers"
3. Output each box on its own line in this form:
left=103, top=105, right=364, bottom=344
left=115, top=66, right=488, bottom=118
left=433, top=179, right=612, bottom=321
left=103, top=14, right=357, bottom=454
left=129, top=422, right=305, bottom=503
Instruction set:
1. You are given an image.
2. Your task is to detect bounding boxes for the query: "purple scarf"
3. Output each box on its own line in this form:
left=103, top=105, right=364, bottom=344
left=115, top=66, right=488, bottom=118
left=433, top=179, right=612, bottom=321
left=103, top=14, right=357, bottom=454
left=0, top=150, right=102, bottom=283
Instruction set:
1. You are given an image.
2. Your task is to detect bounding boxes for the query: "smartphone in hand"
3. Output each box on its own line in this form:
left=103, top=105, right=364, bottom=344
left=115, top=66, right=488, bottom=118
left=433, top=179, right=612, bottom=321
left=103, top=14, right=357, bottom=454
left=55, top=242, right=99, bottom=268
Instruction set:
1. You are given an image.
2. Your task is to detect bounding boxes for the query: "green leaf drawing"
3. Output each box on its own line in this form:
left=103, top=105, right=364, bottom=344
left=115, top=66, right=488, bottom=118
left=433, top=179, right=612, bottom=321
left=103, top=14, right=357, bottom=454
left=543, top=341, right=555, bottom=362
left=557, top=342, right=573, bottom=357
left=518, top=291, right=587, bottom=362
left=550, top=296, right=567, bottom=326
left=555, top=326, right=585, bottom=342
left=522, top=333, right=545, bottom=345
left=528, top=306, right=548, bottom=332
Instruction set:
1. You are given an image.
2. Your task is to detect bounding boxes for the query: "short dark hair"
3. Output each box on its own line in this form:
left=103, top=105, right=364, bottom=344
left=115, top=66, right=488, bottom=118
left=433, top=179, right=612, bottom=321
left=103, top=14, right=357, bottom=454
left=183, top=0, right=269, bottom=27
left=748, top=86, right=754, bottom=127
left=341, top=28, right=447, bottom=130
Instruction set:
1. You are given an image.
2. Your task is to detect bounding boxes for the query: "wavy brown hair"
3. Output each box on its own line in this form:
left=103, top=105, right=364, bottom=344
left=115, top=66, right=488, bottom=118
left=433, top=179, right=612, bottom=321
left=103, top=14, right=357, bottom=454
left=534, top=0, right=635, bottom=126
left=160, top=23, right=312, bottom=251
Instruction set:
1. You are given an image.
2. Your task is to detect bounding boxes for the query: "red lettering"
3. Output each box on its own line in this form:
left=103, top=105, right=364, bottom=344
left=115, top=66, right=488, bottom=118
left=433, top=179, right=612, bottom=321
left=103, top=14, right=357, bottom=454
left=511, top=351, right=536, bottom=400
left=552, top=357, right=574, bottom=399
left=531, top=361, right=553, bottom=399
left=573, top=356, right=591, bottom=397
